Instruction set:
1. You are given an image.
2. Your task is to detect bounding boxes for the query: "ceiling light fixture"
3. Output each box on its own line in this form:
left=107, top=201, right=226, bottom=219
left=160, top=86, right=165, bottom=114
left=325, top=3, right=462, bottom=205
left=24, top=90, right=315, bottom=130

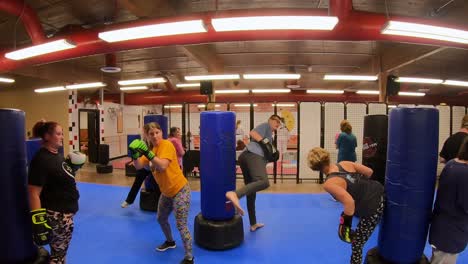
left=99, top=20, right=207, bottom=42
left=233, top=104, right=258, bottom=107
left=272, top=103, right=296, bottom=107
left=382, top=21, right=468, bottom=44
left=243, top=74, right=301, bottom=80
left=212, top=16, right=339, bottom=31
left=66, top=82, right=106, bottom=90
left=164, top=105, right=183, bottom=109
left=34, top=86, right=66, bottom=93
left=185, top=74, right=240, bottom=81
left=324, top=75, right=378, bottom=81
left=396, top=77, right=443, bottom=84
left=176, top=83, right=201, bottom=88
left=443, top=80, right=468, bottom=87
left=306, top=89, right=344, bottom=94
left=215, top=89, right=249, bottom=94
left=120, top=86, right=148, bottom=91
left=5, top=39, right=76, bottom=60
left=356, top=90, right=379, bottom=95
left=0, top=77, right=15, bottom=83
left=198, top=104, right=221, bottom=108
left=398, top=91, right=426, bottom=96
left=252, top=89, right=291, bottom=93
left=118, top=78, right=166, bottom=86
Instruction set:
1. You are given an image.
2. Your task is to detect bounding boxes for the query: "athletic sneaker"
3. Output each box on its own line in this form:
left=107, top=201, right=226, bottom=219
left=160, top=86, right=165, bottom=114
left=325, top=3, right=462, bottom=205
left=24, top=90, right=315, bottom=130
left=156, top=241, right=176, bottom=251
left=121, top=201, right=130, bottom=208
left=180, top=257, right=194, bottom=264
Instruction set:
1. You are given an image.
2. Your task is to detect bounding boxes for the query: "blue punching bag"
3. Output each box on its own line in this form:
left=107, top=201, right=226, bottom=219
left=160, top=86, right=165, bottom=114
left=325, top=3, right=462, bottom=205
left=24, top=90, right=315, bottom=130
left=0, top=109, right=37, bottom=263
left=200, top=111, right=236, bottom=220
left=194, top=111, right=243, bottom=250
left=26, top=138, right=42, bottom=166
left=144, top=115, right=168, bottom=139
left=378, top=107, right=439, bottom=263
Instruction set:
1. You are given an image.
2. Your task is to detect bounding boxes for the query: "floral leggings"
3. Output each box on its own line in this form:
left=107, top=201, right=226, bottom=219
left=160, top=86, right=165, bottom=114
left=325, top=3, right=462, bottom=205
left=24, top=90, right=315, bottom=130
left=351, top=196, right=385, bottom=264
left=157, top=184, right=193, bottom=259
left=46, top=210, right=75, bottom=264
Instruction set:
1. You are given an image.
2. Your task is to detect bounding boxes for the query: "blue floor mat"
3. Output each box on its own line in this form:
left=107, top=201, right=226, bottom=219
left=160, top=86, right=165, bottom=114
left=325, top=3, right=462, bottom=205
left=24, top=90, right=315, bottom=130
left=64, top=182, right=467, bottom=263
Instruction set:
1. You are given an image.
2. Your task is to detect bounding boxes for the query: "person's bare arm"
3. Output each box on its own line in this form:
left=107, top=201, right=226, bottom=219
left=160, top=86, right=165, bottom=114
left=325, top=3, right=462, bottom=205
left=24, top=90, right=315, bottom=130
left=28, top=185, right=42, bottom=210
left=353, top=163, right=373, bottom=178
left=323, top=179, right=355, bottom=215
left=250, top=130, right=263, bottom=142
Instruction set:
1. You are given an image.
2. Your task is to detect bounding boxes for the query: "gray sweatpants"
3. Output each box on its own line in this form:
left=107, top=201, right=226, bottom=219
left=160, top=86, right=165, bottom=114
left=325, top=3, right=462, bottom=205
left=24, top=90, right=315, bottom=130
left=235, top=151, right=269, bottom=226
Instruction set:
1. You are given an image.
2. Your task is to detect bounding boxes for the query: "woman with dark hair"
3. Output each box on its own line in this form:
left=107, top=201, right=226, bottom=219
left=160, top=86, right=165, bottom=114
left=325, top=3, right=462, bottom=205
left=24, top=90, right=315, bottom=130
left=28, top=120, right=85, bottom=264
left=130, top=122, right=194, bottom=264
left=307, top=147, right=384, bottom=264
left=336, top=120, right=357, bottom=162
left=168, top=127, right=185, bottom=169
left=429, top=137, right=468, bottom=264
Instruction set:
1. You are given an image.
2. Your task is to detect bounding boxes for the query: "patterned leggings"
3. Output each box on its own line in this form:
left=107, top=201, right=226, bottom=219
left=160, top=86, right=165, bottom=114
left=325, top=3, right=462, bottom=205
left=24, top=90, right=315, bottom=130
left=351, top=197, right=385, bottom=264
left=157, top=184, right=193, bottom=259
left=46, top=210, right=75, bottom=264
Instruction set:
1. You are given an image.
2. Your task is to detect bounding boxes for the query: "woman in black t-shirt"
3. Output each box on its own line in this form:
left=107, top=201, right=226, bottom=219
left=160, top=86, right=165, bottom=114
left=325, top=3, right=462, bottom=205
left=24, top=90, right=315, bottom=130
left=308, top=147, right=385, bottom=264
left=28, top=120, right=80, bottom=264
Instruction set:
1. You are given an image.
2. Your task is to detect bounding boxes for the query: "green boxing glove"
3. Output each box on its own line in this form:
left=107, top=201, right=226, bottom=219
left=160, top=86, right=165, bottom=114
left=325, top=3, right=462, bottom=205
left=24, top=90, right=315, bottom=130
left=129, top=139, right=155, bottom=160
left=31, top=208, right=52, bottom=246
left=129, top=149, right=141, bottom=160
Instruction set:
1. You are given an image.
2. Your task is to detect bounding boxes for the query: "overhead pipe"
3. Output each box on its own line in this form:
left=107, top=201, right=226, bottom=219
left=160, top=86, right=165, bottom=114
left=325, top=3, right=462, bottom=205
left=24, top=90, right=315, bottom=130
left=2, top=4, right=468, bottom=73
left=0, top=0, right=46, bottom=45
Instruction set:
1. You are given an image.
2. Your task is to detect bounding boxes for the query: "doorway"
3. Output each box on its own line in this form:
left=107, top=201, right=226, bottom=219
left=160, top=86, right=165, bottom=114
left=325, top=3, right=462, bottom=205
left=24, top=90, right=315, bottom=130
left=78, top=109, right=100, bottom=163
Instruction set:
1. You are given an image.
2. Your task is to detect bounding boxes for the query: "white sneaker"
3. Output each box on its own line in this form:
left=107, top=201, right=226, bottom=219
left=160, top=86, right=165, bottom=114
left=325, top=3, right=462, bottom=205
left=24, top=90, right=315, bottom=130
left=121, top=201, right=130, bottom=208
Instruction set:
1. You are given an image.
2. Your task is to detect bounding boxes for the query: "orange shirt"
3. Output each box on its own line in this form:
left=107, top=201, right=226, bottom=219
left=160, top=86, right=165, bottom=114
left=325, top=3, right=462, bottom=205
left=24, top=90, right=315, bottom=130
left=139, top=140, right=187, bottom=197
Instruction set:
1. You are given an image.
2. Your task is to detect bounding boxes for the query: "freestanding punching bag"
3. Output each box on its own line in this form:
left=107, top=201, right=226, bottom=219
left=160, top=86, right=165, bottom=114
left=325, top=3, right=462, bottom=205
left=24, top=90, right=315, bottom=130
left=366, top=107, right=438, bottom=264
left=26, top=138, right=42, bottom=167
left=143, top=115, right=168, bottom=139
left=194, top=111, right=244, bottom=250
left=1, top=109, right=48, bottom=263
left=362, top=115, right=388, bottom=186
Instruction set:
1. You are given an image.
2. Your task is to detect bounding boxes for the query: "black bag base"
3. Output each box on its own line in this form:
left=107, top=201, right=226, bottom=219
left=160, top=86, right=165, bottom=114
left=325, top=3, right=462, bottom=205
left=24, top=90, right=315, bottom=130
left=96, top=164, right=113, bottom=174
left=139, top=189, right=161, bottom=212
left=365, top=247, right=429, bottom=264
left=125, top=162, right=137, bottom=177
left=194, top=213, right=244, bottom=250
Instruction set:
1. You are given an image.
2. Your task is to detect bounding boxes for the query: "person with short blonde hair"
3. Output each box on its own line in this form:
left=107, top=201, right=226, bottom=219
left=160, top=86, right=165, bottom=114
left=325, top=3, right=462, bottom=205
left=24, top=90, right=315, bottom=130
left=308, top=147, right=384, bottom=264
left=336, top=120, right=357, bottom=162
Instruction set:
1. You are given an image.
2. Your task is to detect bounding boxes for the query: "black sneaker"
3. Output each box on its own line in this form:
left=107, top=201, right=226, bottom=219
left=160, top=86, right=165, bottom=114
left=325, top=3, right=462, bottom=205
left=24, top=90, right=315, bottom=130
left=155, top=241, right=176, bottom=251
left=180, top=257, right=194, bottom=264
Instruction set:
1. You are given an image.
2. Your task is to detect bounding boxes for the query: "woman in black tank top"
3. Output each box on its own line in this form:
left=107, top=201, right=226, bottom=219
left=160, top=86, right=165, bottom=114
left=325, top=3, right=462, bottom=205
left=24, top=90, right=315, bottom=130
left=308, top=147, right=385, bottom=264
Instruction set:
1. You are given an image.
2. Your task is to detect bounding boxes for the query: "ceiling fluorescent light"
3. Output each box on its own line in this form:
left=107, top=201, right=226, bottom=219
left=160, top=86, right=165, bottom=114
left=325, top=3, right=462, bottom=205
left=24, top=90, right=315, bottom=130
left=212, top=16, right=338, bottom=31
left=185, top=74, right=240, bottom=81
left=234, top=104, right=258, bottom=107
left=34, top=86, right=66, bottom=93
left=243, top=74, right=301, bottom=80
left=324, top=75, right=378, bottom=81
left=396, top=77, right=442, bottom=84
left=252, top=89, right=291, bottom=93
left=177, top=83, right=200, bottom=88
left=66, top=82, right=106, bottom=90
left=120, top=86, right=148, bottom=91
left=215, top=89, right=249, bottom=94
left=198, top=104, right=221, bottom=108
left=0, top=77, right=15, bottom=83
left=388, top=105, right=397, bottom=108
left=398, top=91, right=425, bottom=96
left=99, top=20, right=207, bottom=42
left=5, top=39, right=75, bottom=60
left=272, top=103, right=295, bottom=107
left=382, top=21, right=468, bottom=44
left=443, top=80, right=468, bottom=87
left=164, top=105, right=183, bottom=109
left=118, top=78, right=166, bottom=86
left=356, top=90, right=379, bottom=95
left=307, top=89, right=344, bottom=94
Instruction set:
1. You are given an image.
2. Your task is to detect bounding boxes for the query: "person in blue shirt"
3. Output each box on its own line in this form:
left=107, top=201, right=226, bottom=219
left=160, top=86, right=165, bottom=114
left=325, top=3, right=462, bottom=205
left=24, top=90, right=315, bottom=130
left=226, top=115, right=282, bottom=232
left=429, top=137, right=468, bottom=264
left=336, top=120, right=357, bottom=162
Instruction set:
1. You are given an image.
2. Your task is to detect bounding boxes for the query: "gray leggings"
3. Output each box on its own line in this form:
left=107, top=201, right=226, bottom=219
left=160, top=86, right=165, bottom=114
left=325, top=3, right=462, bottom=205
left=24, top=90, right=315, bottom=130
left=235, top=151, right=269, bottom=226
